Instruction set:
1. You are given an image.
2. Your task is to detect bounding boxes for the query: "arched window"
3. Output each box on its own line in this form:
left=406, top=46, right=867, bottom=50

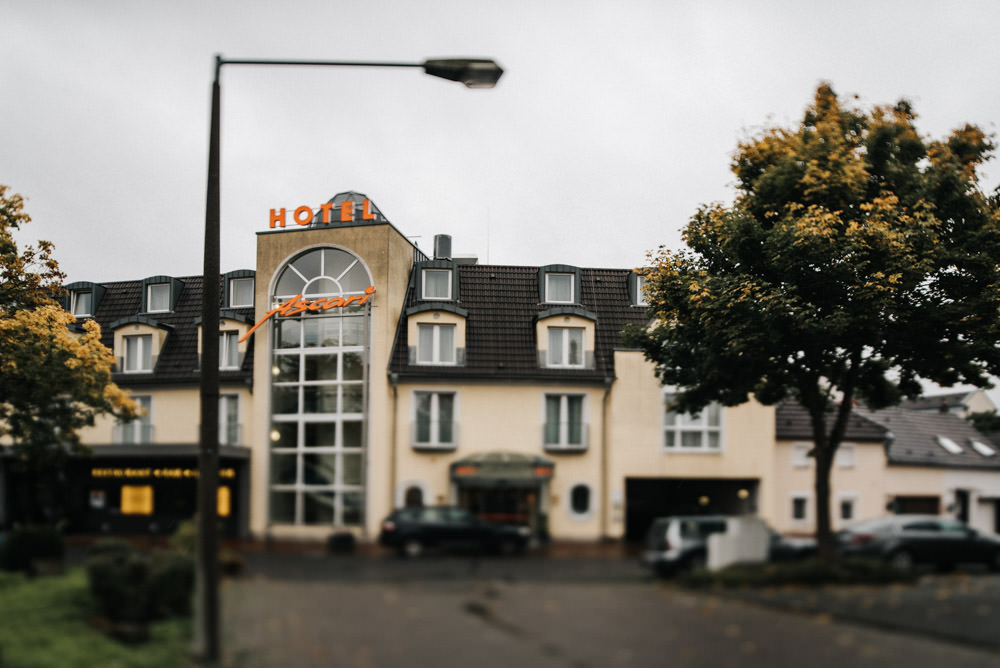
left=405, top=486, right=424, bottom=508
left=269, top=247, right=372, bottom=528
left=570, top=484, right=591, bottom=517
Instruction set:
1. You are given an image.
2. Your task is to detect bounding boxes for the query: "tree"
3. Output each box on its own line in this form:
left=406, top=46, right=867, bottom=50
left=0, top=185, right=65, bottom=315
left=627, top=84, right=1000, bottom=558
left=0, top=186, right=137, bottom=524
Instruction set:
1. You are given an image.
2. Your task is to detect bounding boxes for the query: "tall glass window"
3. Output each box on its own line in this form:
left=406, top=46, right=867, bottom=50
left=269, top=247, right=370, bottom=527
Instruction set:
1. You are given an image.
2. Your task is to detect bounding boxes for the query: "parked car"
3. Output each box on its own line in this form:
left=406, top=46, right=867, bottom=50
left=640, top=515, right=816, bottom=576
left=378, top=506, right=531, bottom=558
left=837, top=515, right=1000, bottom=572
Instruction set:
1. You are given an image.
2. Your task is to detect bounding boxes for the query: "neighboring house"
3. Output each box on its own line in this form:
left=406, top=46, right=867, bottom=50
left=901, top=389, right=997, bottom=417
left=774, top=401, right=1000, bottom=537
left=2, top=273, right=256, bottom=535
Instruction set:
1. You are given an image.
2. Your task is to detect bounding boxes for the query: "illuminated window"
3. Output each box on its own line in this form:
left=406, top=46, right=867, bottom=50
left=421, top=269, right=452, bottom=300
left=547, top=327, right=584, bottom=368
left=544, top=394, right=586, bottom=450
left=217, top=486, right=231, bottom=518
left=121, top=485, right=153, bottom=515
left=416, top=324, right=456, bottom=365
left=147, top=283, right=170, bottom=312
left=663, top=394, right=721, bottom=451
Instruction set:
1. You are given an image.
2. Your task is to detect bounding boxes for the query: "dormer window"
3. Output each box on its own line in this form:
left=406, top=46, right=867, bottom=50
left=230, top=277, right=254, bottom=307
left=635, top=274, right=648, bottom=306
left=147, top=283, right=170, bottom=313
left=71, top=290, right=93, bottom=316
left=545, top=273, right=574, bottom=303
left=548, top=327, right=584, bottom=368
left=422, top=269, right=452, bottom=300
left=123, top=334, right=154, bottom=372
left=417, top=323, right=456, bottom=365
left=220, top=331, right=240, bottom=369
left=935, top=435, right=963, bottom=455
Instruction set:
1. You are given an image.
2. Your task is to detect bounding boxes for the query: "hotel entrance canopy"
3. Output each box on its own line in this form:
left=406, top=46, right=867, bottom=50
left=450, top=452, right=554, bottom=488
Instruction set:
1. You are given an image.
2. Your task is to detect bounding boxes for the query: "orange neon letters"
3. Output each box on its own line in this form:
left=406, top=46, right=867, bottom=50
left=269, top=199, right=376, bottom=229
left=238, top=286, right=376, bottom=343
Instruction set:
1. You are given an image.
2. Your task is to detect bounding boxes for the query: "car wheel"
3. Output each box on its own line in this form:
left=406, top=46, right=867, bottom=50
left=888, top=549, right=915, bottom=572
left=686, top=553, right=707, bottom=572
left=401, top=539, right=423, bottom=559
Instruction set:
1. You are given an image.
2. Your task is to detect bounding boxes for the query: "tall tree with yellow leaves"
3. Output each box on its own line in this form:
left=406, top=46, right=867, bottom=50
left=0, top=186, right=136, bottom=524
left=627, top=85, right=1000, bottom=558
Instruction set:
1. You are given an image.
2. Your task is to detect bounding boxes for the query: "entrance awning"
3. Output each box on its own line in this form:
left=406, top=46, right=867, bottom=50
left=450, top=452, right=554, bottom=488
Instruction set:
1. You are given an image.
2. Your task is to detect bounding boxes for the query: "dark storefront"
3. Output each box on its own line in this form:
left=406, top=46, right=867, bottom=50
left=450, top=453, right=554, bottom=539
left=624, top=477, right=760, bottom=542
left=2, top=445, right=250, bottom=538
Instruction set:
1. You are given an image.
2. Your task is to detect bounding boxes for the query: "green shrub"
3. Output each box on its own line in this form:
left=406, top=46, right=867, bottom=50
left=0, top=526, right=65, bottom=574
left=86, top=549, right=194, bottom=623
left=147, top=551, right=195, bottom=617
left=86, top=537, right=137, bottom=559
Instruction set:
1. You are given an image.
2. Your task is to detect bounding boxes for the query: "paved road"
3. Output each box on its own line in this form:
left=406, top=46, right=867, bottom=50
left=218, top=552, right=1000, bottom=668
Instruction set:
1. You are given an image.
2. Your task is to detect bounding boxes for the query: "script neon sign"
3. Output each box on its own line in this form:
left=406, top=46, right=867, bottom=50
left=239, top=286, right=376, bottom=343
left=269, top=199, right=377, bottom=228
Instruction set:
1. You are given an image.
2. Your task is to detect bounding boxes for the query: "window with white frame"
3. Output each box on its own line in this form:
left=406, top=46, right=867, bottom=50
left=416, top=323, right=456, bottom=365
left=71, top=290, right=92, bottom=316
left=421, top=269, right=452, bottom=301
left=836, top=443, right=856, bottom=468
left=116, top=395, right=152, bottom=444
left=544, top=273, right=574, bottom=304
left=838, top=493, right=858, bottom=522
left=219, top=330, right=240, bottom=369
left=792, top=442, right=812, bottom=467
left=123, top=334, right=153, bottom=372
left=663, top=395, right=721, bottom=451
left=635, top=274, right=648, bottom=306
left=269, top=246, right=370, bottom=528
left=219, top=394, right=240, bottom=445
left=790, top=493, right=811, bottom=523
left=544, top=394, right=585, bottom=449
left=146, top=283, right=170, bottom=312
left=413, top=391, right=456, bottom=448
left=230, top=277, right=254, bottom=307
left=547, top=327, right=584, bottom=367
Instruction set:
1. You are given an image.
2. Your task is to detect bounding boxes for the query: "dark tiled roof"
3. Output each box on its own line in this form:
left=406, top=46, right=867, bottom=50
left=74, top=275, right=255, bottom=387
left=775, top=401, right=887, bottom=442
left=900, top=391, right=975, bottom=412
left=388, top=265, right=647, bottom=381
left=854, top=405, right=1000, bottom=470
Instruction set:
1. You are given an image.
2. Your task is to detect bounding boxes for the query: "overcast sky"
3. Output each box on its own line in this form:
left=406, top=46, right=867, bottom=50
left=5, top=0, right=1000, bottom=287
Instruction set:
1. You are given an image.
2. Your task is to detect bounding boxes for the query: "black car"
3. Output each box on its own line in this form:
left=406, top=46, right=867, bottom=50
left=378, top=506, right=531, bottom=558
left=838, top=515, right=1000, bottom=572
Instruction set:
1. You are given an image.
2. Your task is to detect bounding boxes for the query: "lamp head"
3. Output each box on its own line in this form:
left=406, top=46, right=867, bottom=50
left=422, top=58, right=504, bottom=88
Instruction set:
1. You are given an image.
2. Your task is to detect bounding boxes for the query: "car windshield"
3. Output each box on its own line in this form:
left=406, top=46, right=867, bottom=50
left=680, top=519, right=727, bottom=539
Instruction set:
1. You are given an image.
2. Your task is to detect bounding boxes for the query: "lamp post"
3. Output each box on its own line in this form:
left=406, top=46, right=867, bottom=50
left=198, top=55, right=502, bottom=662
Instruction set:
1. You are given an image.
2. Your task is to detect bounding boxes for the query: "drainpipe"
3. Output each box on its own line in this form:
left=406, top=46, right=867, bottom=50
left=389, top=373, right=399, bottom=511
left=601, top=376, right=613, bottom=540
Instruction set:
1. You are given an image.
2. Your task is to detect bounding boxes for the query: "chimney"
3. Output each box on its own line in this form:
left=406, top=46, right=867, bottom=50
left=434, top=234, right=452, bottom=260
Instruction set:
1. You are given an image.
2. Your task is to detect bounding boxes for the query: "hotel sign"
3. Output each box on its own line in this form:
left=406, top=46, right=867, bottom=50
left=240, top=287, right=377, bottom=343
left=269, top=198, right=378, bottom=228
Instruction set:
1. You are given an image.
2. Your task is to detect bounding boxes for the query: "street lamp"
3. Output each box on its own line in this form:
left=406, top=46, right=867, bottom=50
left=197, top=55, right=502, bottom=662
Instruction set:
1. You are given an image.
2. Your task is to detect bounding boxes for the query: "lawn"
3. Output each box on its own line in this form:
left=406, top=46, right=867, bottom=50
left=0, top=568, right=192, bottom=668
